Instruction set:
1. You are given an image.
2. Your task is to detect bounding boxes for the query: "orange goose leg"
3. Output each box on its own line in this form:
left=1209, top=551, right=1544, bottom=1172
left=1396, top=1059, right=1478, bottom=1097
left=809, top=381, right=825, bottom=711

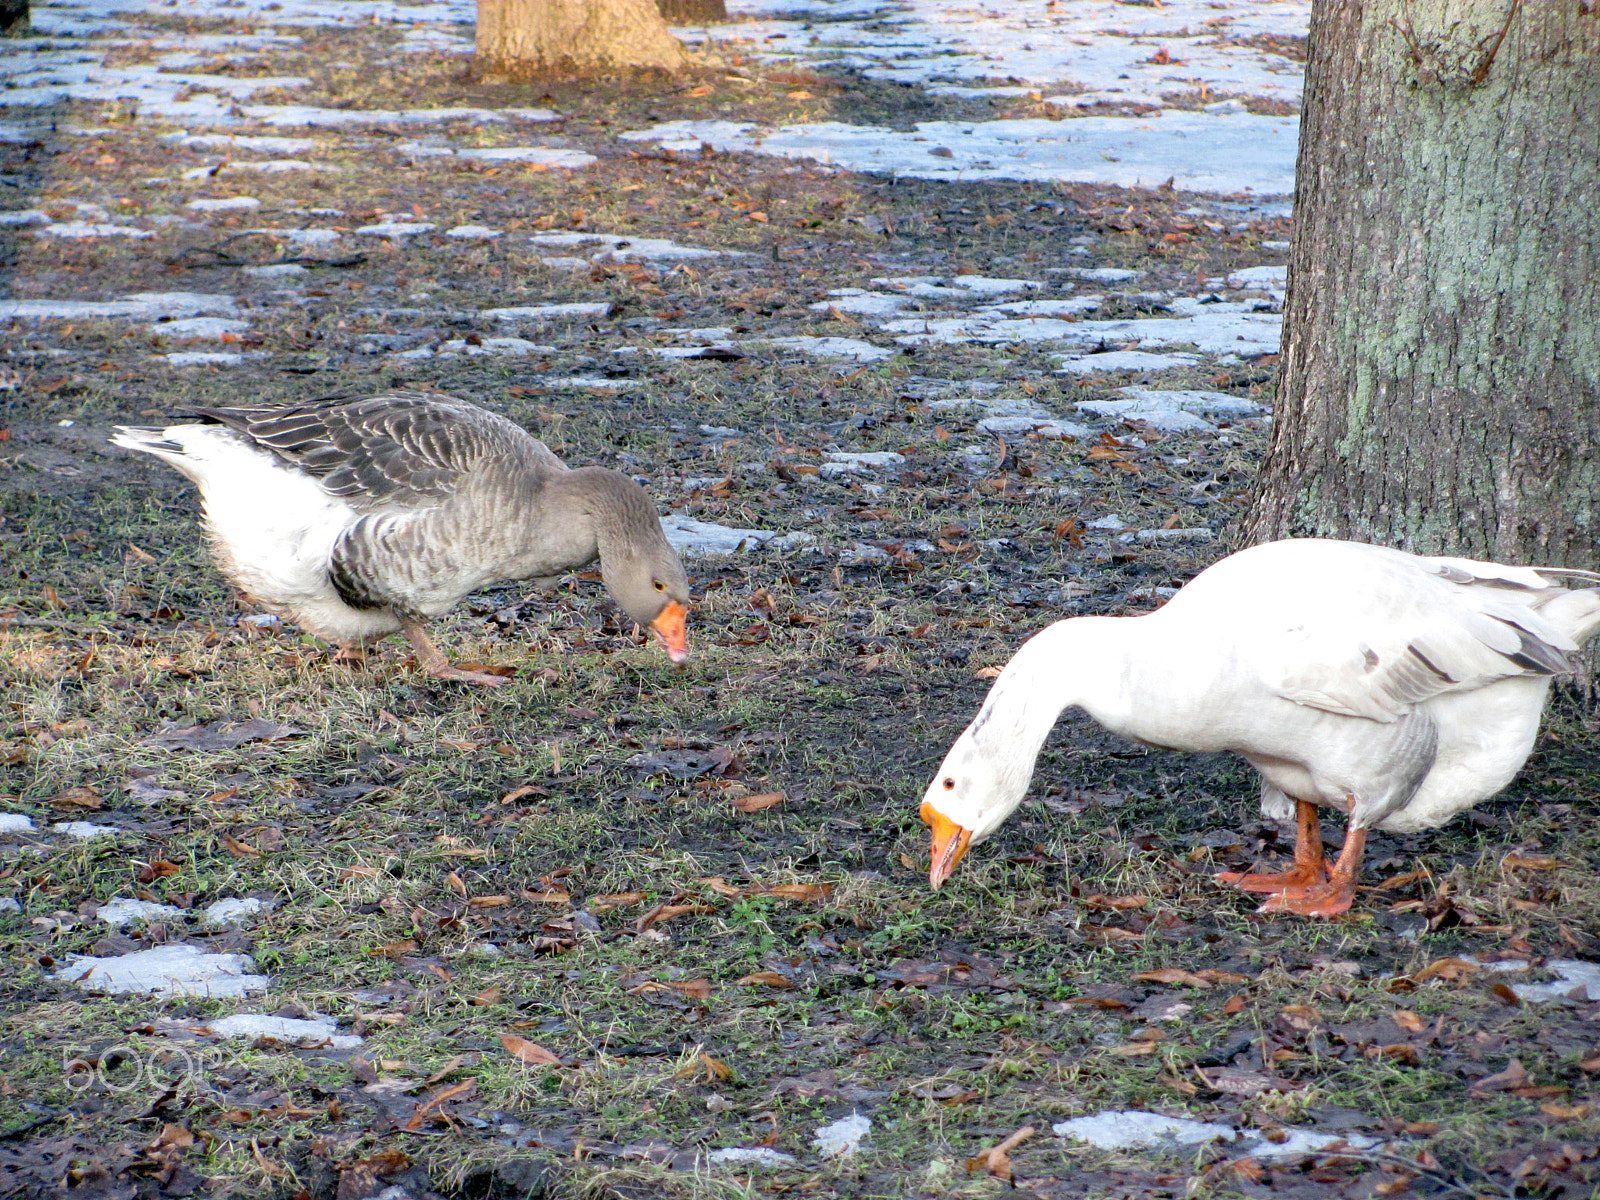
left=399, top=615, right=510, bottom=688
left=1216, top=799, right=1330, bottom=894
left=1259, top=825, right=1367, bottom=918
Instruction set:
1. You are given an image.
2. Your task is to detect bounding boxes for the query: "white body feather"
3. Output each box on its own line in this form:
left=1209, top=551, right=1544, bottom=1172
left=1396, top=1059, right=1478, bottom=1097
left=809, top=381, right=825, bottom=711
left=926, top=539, right=1600, bottom=845
left=112, top=424, right=401, bottom=643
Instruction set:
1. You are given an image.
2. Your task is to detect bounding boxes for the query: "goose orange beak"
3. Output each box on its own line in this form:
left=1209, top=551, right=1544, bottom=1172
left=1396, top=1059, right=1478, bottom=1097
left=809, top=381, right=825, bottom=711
left=922, top=800, right=972, bottom=890
left=649, top=601, right=690, bottom=664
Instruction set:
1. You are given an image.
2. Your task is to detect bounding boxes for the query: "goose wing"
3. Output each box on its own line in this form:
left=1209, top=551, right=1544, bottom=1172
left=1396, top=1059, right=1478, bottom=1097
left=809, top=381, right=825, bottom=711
left=192, top=391, right=543, bottom=508
left=1252, top=548, right=1580, bottom=723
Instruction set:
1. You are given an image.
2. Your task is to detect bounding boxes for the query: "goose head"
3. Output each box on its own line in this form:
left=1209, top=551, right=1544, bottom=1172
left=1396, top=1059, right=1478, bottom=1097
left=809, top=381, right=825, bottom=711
left=919, top=723, right=1036, bottom=888
left=586, top=472, right=693, bottom=663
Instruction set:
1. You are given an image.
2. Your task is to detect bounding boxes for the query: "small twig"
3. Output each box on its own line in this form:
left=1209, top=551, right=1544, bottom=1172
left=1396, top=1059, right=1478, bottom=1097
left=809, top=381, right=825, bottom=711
left=0, top=613, right=113, bottom=636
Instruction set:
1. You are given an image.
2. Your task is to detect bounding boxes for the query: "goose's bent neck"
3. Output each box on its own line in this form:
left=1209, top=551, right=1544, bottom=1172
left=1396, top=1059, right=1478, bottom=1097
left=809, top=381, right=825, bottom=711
left=970, top=616, right=1141, bottom=762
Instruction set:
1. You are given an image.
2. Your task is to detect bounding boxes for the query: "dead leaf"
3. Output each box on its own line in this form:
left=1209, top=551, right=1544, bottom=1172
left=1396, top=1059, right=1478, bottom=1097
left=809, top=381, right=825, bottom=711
left=370, top=939, right=420, bottom=958
left=422, top=1056, right=466, bottom=1085
left=698, top=877, right=745, bottom=898
left=1470, top=1058, right=1530, bottom=1094
left=1278, top=1004, right=1323, bottom=1030
left=674, top=1051, right=732, bottom=1082
left=1199, top=1068, right=1299, bottom=1096
left=1134, top=968, right=1212, bottom=989
left=1392, top=1009, right=1426, bottom=1034
left=144, top=718, right=303, bottom=753
left=500, top=1035, right=562, bottom=1066
left=736, top=971, right=794, bottom=989
left=637, top=978, right=714, bottom=1002
left=1085, top=894, right=1148, bottom=910
left=221, top=832, right=260, bottom=858
left=402, top=1077, right=477, bottom=1130
left=251, top=1137, right=288, bottom=1179
left=966, top=1125, right=1034, bottom=1182
left=520, top=889, right=570, bottom=905
left=1223, top=995, right=1247, bottom=1015
left=732, top=791, right=785, bottom=813
left=1541, top=1102, right=1592, bottom=1120
left=51, top=785, right=103, bottom=810
left=635, top=902, right=716, bottom=931
left=589, top=891, right=645, bottom=912
left=1502, top=854, right=1566, bottom=870
left=470, top=986, right=501, bottom=1007
left=468, top=894, right=510, bottom=908
left=1413, top=957, right=1480, bottom=984
left=1108, top=1042, right=1159, bottom=1057
left=763, top=883, right=832, bottom=903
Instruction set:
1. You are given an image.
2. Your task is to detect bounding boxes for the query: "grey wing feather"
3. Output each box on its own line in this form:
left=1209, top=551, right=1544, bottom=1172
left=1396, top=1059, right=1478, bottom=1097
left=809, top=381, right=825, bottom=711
left=191, top=391, right=537, bottom=507
left=1266, top=552, right=1581, bottom=723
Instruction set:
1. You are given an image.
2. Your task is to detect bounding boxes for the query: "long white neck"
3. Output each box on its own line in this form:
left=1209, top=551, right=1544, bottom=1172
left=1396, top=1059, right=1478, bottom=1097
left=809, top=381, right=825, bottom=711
left=946, top=616, right=1137, bottom=841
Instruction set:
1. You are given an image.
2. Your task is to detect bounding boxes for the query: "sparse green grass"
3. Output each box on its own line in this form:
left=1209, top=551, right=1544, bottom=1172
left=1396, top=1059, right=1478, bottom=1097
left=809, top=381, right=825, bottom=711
left=2, top=16, right=1598, bottom=1200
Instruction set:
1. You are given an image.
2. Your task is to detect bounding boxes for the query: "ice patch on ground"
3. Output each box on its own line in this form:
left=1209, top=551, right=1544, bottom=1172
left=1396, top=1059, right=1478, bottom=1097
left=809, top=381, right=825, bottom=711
left=0, top=209, right=49, bottom=225
left=55, top=944, right=269, bottom=997
left=37, top=222, right=156, bottom=239
left=620, top=112, right=1298, bottom=194
left=456, top=146, right=596, bottom=168
left=202, top=897, right=268, bottom=927
left=1055, top=350, right=1199, bottom=374
left=481, top=302, right=610, bottom=321
left=762, top=335, right=891, bottom=362
left=241, top=105, right=558, bottom=127
left=53, top=821, right=119, bottom=839
left=662, top=513, right=811, bottom=556
left=162, top=352, right=244, bottom=366
left=1076, top=388, right=1266, bottom=431
left=0, top=292, right=237, bottom=320
left=393, top=337, right=555, bottom=359
left=529, top=231, right=738, bottom=263
left=1511, top=960, right=1600, bottom=1004
left=813, top=1112, right=871, bottom=1157
left=1055, top=1111, right=1234, bottom=1151
left=1074, top=267, right=1143, bottom=283
left=810, top=289, right=915, bottom=316
left=707, top=1147, right=798, bottom=1169
left=539, top=376, right=639, bottom=391
left=148, top=317, right=250, bottom=338
left=186, top=196, right=261, bottom=212
left=175, top=133, right=315, bottom=153
left=242, top=263, right=309, bottom=277
left=872, top=274, right=1041, bottom=296
left=356, top=220, right=435, bottom=238
left=207, top=1013, right=362, bottom=1047
left=445, top=224, right=501, bottom=239
left=0, top=814, right=35, bottom=833
left=96, top=898, right=183, bottom=927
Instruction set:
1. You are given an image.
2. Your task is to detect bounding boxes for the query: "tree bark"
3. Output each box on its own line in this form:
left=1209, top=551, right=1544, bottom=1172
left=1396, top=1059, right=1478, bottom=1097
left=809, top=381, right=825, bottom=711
left=657, top=0, right=725, bottom=21
left=0, top=0, right=29, bottom=36
left=1243, top=1, right=1600, bottom=568
left=476, top=0, right=687, bottom=77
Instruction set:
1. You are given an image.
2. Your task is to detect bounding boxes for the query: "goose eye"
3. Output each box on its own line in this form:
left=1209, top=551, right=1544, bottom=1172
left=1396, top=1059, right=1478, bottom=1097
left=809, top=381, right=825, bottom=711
left=942, top=778, right=955, bottom=791
left=653, top=580, right=666, bottom=592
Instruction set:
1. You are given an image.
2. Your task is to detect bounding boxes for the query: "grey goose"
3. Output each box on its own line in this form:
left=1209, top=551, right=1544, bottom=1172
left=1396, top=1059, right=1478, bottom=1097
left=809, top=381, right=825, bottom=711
left=113, top=390, right=691, bottom=685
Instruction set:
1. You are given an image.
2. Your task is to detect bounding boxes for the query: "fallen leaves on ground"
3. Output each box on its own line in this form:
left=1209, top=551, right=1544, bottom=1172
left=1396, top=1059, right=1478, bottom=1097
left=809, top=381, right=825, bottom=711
left=731, top=790, right=785, bottom=813
left=500, top=1035, right=562, bottom=1067
left=402, top=1078, right=477, bottom=1130
left=143, top=717, right=303, bottom=752
left=967, top=1125, right=1034, bottom=1182
left=735, top=971, right=794, bottom=988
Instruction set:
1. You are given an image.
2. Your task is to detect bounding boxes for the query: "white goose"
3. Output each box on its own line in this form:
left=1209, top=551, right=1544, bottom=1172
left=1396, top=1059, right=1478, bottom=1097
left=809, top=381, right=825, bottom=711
left=919, top=538, right=1600, bottom=917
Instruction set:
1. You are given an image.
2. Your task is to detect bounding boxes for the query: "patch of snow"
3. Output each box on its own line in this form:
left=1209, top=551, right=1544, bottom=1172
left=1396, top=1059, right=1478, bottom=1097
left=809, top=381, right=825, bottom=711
left=620, top=112, right=1299, bottom=194
left=247, top=227, right=340, bottom=246
left=1055, top=350, right=1198, bottom=375
left=96, top=897, right=184, bottom=927
left=1251, top=1127, right=1380, bottom=1160
left=1086, top=514, right=1127, bottom=530
left=207, top=1013, right=361, bottom=1048
left=148, top=317, right=250, bottom=339
left=872, top=273, right=1040, bottom=296
left=55, top=944, right=269, bottom=998
left=662, top=513, right=811, bottom=556
left=811, top=289, right=915, bottom=316
left=976, top=415, right=1092, bottom=439
left=176, top=134, right=316, bottom=153
left=1512, top=960, right=1600, bottom=1004
left=1073, top=267, right=1143, bottom=283
left=708, top=1147, right=798, bottom=1169
left=243, top=263, right=310, bottom=278
left=444, top=224, right=501, bottom=239
left=355, top=221, right=435, bottom=238
left=0, top=897, right=19, bottom=913
left=481, top=302, right=611, bottom=321
left=181, top=160, right=336, bottom=179
left=813, top=1112, right=871, bottom=1157
left=413, top=337, right=555, bottom=358
left=455, top=146, right=597, bottom=168
left=186, top=196, right=261, bottom=212
left=541, top=256, right=591, bottom=271
left=53, top=821, right=119, bottom=839
left=0, top=292, right=237, bottom=321
left=541, top=376, right=639, bottom=391
left=827, top=451, right=904, bottom=468
left=1054, top=1111, right=1236, bottom=1151
left=1121, top=528, right=1215, bottom=544
left=529, top=230, right=736, bottom=263
left=987, top=297, right=1105, bottom=317
left=162, top=352, right=244, bottom=366
left=1228, top=264, right=1288, bottom=290
left=37, top=222, right=156, bottom=239
left=242, top=105, right=557, bottom=127
left=0, top=814, right=37, bottom=833
left=0, top=209, right=49, bottom=225
left=761, top=335, right=892, bottom=362
left=202, top=897, right=268, bottom=927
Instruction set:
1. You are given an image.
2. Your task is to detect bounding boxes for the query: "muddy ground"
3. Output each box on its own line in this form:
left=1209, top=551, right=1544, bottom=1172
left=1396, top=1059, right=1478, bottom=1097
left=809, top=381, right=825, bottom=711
left=2, top=17, right=1599, bottom=1200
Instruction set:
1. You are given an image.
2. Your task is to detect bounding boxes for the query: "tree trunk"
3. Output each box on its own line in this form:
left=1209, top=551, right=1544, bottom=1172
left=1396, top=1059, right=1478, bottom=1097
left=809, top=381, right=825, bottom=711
left=657, top=0, right=725, bottom=21
left=1243, top=1, right=1600, bottom=568
left=476, top=0, right=687, bottom=77
left=0, top=0, right=29, bottom=36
